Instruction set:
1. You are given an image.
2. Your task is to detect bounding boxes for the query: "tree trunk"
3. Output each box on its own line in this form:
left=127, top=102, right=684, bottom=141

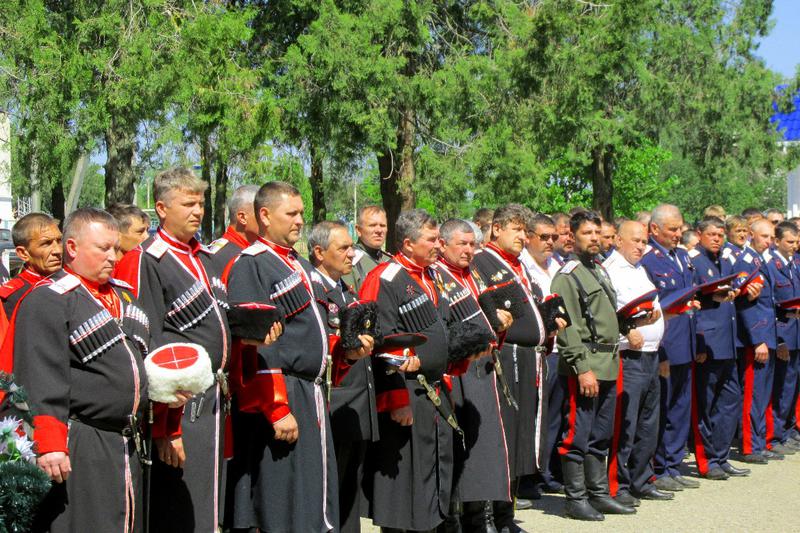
left=213, top=157, right=228, bottom=239
left=104, top=119, right=137, bottom=205
left=200, top=136, right=214, bottom=240
left=377, top=108, right=416, bottom=253
left=591, top=146, right=614, bottom=221
left=309, top=144, right=327, bottom=224
left=51, top=177, right=65, bottom=223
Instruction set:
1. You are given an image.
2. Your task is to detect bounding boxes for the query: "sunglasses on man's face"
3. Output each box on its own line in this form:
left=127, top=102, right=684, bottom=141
left=534, top=233, right=557, bottom=241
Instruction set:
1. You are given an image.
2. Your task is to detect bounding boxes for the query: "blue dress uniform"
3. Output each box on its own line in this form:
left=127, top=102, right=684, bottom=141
left=733, top=245, right=777, bottom=457
left=640, top=238, right=696, bottom=479
left=765, top=250, right=800, bottom=449
left=689, top=245, right=741, bottom=475
left=721, top=242, right=744, bottom=272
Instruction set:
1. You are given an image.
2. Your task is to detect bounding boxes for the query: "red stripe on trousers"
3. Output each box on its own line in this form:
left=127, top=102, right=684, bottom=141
left=690, top=362, right=709, bottom=475
left=608, top=359, right=624, bottom=496
left=558, top=375, right=579, bottom=456
left=765, top=397, right=774, bottom=450
left=742, top=347, right=756, bottom=456
left=795, top=390, right=800, bottom=431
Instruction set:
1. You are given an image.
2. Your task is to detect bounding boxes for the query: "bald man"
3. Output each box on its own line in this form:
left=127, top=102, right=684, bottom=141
left=604, top=221, right=669, bottom=503
left=733, top=219, right=779, bottom=463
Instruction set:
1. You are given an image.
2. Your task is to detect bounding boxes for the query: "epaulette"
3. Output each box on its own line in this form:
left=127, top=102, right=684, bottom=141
left=742, top=252, right=753, bottom=264
left=380, top=263, right=402, bottom=281
left=763, top=249, right=772, bottom=263
left=108, top=277, right=133, bottom=290
left=242, top=241, right=268, bottom=256
left=310, top=270, right=324, bottom=284
left=0, top=277, right=26, bottom=299
left=560, top=260, right=580, bottom=274
left=352, top=248, right=365, bottom=265
left=47, top=273, right=81, bottom=295
left=145, top=238, right=169, bottom=259
left=721, top=247, right=732, bottom=259
left=206, top=238, right=229, bottom=255
left=688, top=248, right=700, bottom=259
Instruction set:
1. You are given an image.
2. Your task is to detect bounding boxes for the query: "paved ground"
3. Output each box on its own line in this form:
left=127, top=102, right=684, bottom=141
left=362, top=451, right=800, bottom=532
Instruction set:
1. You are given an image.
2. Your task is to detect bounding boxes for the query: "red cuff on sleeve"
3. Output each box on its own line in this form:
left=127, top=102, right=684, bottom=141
left=33, top=415, right=69, bottom=455
left=150, top=402, right=184, bottom=440
left=447, top=358, right=471, bottom=377
left=376, top=388, right=410, bottom=412
left=237, top=371, right=291, bottom=424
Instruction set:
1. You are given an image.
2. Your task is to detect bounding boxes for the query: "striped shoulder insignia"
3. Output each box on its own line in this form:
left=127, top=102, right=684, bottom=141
left=207, top=238, right=229, bottom=255
left=108, top=278, right=133, bottom=290
left=310, top=270, right=324, bottom=284
left=242, top=241, right=268, bottom=256
left=48, top=273, right=81, bottom=294
left=688, top=248, right=700, bottom=259
left=352, top=248, right=365, bottom=265
left=560, top=260, right=580, bottom=274
left=0, top=277, right=25, bottom=299
left=145, top=238, right=169, bottom=259
left=380, top=263, right=402, bottom=281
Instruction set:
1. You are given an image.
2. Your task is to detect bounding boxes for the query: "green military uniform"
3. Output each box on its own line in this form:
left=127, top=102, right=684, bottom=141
left=551, top=258, right=620, bottom=380
left=550, top=257, right=634, bottom=520
left=342, top=241, right=391, bottom=293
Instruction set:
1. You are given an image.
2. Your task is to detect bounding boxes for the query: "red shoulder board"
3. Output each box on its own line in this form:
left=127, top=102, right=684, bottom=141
left=0, top=277, right=26, bottom=300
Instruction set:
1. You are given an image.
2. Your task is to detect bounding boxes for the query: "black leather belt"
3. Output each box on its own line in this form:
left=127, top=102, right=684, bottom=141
left=584, top=342, right=619, bottom=354
left=621, top=349, right=658, bottom=358
left=283, top=370, right=325, bottom=385
left=71, top=414, right=139, bottom=436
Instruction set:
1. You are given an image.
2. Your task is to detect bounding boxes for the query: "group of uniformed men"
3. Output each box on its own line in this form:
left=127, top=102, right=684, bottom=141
left=2, top=166, right=800, bottom=532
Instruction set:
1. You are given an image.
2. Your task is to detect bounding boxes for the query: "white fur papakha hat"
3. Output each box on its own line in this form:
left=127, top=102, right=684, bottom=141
left=144, top=343, right=215, bottom=403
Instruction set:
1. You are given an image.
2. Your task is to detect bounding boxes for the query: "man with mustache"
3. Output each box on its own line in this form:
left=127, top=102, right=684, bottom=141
left=551, top=210, right=635, bottom=521
left=435, top=218, right=514, bottom=532
left=115, top=167, right=231, bottom=532
left=519, top=213, right=565, bottom=496
left=309, top=219, right=378, bottom=533
left=206, top=184, right=260, bottom=274
left=552, top=212, right=574, bottom=266
left=13, top=208, right=151, bottom=532
left=0, top=212, right=62, bottom=317
left=471, top=204, right=555, bottom=530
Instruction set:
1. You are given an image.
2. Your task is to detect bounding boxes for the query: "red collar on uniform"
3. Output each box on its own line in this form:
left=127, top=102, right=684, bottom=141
left=63, top=267, right=121, bottom=318
left=19, top=267, right=45, bottom=285
left=438, top=257, right=469, bottom=277
left=394, top=252, right=428, bottom=274
left=486, top=242, right=521, bottom=268
left=222, top=226, right=251, bottom=249
left=157, top=227, right=202, bottom=256
left=257, top=236, right=296, bottom=260
left=394, top=253, right=438, bottom=303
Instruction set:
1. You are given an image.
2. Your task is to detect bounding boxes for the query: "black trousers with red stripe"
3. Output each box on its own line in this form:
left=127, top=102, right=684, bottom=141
left=737, top=347, right=775, bottom=456
left=608, top=351, right=660, bottom=496
left=691, top=358, right=740, bottom=475
left=558, top=376, right=616, bottom=463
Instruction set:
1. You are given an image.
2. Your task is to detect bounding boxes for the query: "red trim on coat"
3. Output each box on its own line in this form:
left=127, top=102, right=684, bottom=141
left=741, top=347, right=756, bottom=455
left=558, top=375, right=579, bottom=456
left=608, top=359, right=624, bottom=496
left=237, top=372, right=291, bottom=424
left=33, top=415, right=69, bottom=454
left=690, top=362, right=710, bottom=475
left=221, top=226, right=250, bottom=250
left=376, top=388, right=410, bottom=412
left=150, top=403, right=184, bottom=440
left=113, top=247, right=144, bottom=298
left=765, top=397, right=775, bottom=449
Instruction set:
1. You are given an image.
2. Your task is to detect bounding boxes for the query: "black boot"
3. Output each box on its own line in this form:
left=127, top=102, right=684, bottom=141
left=437, top=490, right=463, bottom=533
left=461, top=501, right=498, bottom=533
left=561, top=457, right=604, bottom=521
left=584, top=454, right=636, bottom=515
left=492, top=500, right=527, bottom=533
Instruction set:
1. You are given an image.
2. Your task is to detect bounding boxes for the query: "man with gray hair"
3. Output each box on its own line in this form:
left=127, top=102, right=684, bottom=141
left=115, top=167, right=232, bottom=532
left=359, top=208, right=458, bottom=532
left=309, top=219, right=379, bottom=533
left=207, top=184, right=260, bottom=274
left=12, top=208, right=152, bottom=532
left=435, top=218, right=514, bottom=531
left=640, top=204, right=701, bottom=492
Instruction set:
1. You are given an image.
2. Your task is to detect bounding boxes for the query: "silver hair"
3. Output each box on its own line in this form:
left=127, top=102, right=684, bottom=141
left=227, top=184, right=260, bottom=224
left=308, top=220, right=348, bottom=264
left=650, top=203, right=683, bottom=228
left=395, top=209, right=436, bottom=248
left=439, top=218, right=475, bottom=244
left=467, top=221, right=483, bottom=244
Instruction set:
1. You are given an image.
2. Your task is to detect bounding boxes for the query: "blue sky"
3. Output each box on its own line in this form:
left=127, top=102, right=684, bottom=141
left=757, top=0, right=800, bottom=79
